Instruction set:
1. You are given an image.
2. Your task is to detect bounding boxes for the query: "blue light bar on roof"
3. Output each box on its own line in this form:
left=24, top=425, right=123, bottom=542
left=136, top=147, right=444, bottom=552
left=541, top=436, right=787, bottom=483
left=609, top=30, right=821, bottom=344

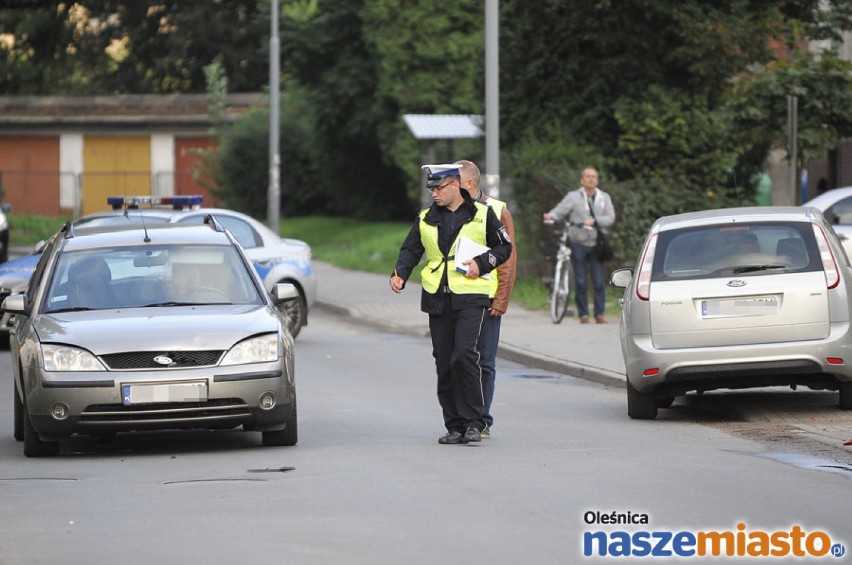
left=107, top=195, right=204, bottom=210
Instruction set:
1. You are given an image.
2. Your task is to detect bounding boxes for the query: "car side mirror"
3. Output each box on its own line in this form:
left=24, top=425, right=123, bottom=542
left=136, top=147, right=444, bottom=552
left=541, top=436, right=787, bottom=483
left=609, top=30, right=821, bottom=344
left=610, top=268, right=634, bottom=289
left=1, top=294, right=27, bottom=315
left=272, top=283, right=299, bottom=304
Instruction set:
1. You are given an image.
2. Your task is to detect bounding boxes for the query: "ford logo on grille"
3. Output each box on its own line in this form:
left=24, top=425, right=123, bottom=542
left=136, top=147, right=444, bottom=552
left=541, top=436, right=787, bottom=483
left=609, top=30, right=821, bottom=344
left=153, top=355, right=174, bottom=366
left=727, top=279, right=747, bottom=287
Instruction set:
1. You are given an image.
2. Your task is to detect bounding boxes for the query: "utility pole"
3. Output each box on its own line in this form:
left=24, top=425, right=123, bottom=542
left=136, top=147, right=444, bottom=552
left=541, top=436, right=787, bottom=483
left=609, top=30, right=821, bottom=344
left=484, top=0, right=500, bottom=198
left=268, top=0, right=281, bottom=232
left=787, top=94, right=798, bottom=205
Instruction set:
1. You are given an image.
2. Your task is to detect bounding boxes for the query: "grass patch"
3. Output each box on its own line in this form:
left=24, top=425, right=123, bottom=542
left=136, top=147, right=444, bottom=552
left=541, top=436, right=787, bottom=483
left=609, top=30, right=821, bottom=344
left=8, top=214, right=70, bottom=248
left=281, top=216, right=422, bottom=282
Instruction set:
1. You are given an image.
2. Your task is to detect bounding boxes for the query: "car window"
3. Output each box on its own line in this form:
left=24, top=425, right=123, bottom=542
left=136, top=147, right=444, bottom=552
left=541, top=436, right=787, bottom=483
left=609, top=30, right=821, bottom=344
left=44, top=245, right=263, bottom=311
left=177, top=214, right=261, bottom=249
left=74, top=215, right=171, bottom=228
left=655, top=223, right=818, bottom=280
left=826, top=196, right=852, bottom=225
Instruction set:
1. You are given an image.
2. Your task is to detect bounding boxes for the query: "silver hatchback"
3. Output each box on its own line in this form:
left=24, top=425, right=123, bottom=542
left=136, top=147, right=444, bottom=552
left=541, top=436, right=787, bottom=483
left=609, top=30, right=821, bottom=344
left=4, top=218, right=300, bottom=456
left=611, top=206, right=852, bottom=419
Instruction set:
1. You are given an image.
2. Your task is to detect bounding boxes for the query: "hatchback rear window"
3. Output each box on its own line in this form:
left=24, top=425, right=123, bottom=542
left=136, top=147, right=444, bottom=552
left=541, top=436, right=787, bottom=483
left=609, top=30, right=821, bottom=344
left=653, top=223, right=819, bottom=280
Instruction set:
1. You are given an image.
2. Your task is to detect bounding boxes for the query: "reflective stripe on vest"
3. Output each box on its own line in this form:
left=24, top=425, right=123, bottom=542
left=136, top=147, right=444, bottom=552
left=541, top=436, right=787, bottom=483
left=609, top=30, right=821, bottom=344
left=483, top=197, right=506, bottom=299
left=419, top=203, right=492, bottom=295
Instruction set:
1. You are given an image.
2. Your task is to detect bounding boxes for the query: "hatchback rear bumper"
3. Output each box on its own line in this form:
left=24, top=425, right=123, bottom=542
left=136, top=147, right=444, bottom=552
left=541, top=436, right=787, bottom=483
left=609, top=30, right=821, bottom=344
left=623, top=322, right=852, bottom=394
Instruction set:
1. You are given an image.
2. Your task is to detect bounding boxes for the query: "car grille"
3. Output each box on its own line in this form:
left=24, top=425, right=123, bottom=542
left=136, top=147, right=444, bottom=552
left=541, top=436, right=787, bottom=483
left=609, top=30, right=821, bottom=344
left=100, top=350, right=225, bottom=369
left=78, top=399, right=252, bottom=428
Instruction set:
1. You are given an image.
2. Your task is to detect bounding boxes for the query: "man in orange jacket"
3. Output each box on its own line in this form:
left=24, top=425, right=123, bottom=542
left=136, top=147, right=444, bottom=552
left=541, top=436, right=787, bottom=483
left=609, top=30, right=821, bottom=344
left=455, top=159, right=517, bottom=438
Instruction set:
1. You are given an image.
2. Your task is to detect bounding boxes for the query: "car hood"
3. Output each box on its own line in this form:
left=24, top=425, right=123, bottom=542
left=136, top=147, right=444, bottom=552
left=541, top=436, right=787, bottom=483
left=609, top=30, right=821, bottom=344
left=33, top=305, right=282, bottom=354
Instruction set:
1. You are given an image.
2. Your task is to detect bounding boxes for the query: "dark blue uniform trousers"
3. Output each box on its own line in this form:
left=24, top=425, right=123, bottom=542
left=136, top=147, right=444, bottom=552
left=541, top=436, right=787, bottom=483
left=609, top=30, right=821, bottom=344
left=428, top=298, right=488, bottom=433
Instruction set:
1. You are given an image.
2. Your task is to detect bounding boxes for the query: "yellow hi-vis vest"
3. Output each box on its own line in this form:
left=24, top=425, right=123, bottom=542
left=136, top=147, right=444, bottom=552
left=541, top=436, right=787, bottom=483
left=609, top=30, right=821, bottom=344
left=483, top=197, right=506, bottom=299
left=419, top=202, right=492, bottom=295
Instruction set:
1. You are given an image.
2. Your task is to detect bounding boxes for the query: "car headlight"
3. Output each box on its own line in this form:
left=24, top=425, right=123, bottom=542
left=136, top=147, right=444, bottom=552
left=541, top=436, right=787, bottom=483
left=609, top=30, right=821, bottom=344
left=42, top=344, right=105, bottom=371
left=220, top=334, right=279, bottom=365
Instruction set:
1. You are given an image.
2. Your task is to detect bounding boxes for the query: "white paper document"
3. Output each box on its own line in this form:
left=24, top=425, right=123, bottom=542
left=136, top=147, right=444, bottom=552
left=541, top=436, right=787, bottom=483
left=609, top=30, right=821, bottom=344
left=454, top=236, right=491, bottom=279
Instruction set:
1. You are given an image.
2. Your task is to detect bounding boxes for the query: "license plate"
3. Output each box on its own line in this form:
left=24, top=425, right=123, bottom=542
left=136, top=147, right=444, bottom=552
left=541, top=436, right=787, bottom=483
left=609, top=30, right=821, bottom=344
left=701, top=295, right=780, bottom=318
left=122, top=381, right=207, bottom=405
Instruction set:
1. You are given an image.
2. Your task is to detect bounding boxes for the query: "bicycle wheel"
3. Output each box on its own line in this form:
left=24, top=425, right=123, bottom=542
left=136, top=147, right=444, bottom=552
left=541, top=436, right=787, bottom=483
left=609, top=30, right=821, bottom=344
left=550, top=260, right=569, bottom=323
left=557, top=260, right=572, bottom=320
left=551, top=259, right=572, bottom=323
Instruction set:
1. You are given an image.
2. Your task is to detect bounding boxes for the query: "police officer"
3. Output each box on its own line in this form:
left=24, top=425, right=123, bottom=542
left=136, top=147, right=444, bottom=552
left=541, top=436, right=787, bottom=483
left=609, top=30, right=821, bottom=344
left=390, top=164, right=513, bottom=445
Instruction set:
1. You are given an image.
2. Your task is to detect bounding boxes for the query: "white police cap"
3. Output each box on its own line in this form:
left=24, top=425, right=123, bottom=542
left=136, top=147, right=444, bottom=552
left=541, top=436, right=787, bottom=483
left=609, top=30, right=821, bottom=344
left=422, top=164, right=461, bottom=188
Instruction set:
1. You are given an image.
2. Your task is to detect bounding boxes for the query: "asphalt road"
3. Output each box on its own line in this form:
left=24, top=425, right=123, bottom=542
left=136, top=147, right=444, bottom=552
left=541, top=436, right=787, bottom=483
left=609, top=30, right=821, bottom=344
left=0, top=310, right=851, bottom=564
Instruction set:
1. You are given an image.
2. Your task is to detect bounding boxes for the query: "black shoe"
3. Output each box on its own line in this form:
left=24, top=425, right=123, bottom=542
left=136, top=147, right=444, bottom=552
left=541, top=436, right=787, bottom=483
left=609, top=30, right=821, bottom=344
left=462, top=427, right=481, bottom=443
left=438, top=430, right=464, bottom=444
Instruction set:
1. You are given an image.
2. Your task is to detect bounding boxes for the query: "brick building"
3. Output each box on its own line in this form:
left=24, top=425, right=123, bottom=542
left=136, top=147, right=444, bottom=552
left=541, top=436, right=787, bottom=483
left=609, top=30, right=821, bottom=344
left=0, top=93, right=265, bottom=217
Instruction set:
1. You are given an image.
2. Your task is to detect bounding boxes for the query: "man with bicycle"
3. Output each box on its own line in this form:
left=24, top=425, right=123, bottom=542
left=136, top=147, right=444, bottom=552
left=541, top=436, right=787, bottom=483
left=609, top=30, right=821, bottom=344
left=543, top=167, right=616, bottom=324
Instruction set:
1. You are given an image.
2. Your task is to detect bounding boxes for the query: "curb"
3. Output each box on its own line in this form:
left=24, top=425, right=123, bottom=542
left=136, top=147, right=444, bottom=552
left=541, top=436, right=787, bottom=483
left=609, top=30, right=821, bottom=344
left=317, top=299, right=626, bottom=389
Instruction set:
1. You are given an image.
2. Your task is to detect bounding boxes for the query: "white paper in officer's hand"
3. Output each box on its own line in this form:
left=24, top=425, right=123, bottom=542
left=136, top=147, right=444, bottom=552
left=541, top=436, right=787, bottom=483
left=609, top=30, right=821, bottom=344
left=454, top=237, right=491, bottom=279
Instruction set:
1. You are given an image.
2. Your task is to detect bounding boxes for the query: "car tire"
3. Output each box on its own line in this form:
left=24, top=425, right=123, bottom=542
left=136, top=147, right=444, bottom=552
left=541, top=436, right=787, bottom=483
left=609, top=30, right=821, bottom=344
left=22, top=391, right=59, bottom=457
left=262, top=401, right=298, bottom=447
left=840, top=381, right=852, bottom=410
left=626, top=379, right=658, bottom=420
left=277, top=289, right=306, bottom=339
left=13, top=380, right=23, bottom=442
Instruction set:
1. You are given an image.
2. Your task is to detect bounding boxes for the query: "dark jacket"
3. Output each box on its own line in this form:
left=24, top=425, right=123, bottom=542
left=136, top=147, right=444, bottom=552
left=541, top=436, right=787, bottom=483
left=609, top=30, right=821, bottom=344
left=394, top=190, right=513, bottom=315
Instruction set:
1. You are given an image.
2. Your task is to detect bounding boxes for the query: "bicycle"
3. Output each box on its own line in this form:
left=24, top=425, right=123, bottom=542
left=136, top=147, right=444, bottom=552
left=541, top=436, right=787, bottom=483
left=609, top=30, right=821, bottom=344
left=544, top=221, right=573, bottom=324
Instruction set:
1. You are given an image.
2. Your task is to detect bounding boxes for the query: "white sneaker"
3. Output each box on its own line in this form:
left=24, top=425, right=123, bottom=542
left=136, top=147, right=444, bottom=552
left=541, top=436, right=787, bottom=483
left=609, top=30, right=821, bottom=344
left=480, top=427, right=491, bottom=439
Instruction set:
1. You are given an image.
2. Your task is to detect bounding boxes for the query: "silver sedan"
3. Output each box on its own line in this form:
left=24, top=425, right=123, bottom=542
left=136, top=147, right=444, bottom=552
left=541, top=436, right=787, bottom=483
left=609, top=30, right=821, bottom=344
left=611, top=206, right=852, bottom=419
left=4, top=219, right=300, bottom=456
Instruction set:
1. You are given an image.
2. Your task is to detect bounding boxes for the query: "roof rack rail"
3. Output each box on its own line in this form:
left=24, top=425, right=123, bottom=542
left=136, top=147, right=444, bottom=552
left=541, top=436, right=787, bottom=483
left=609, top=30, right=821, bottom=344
left=61, top=219, right=75, bottom=239
left=203, top=214, right=225, bottom=232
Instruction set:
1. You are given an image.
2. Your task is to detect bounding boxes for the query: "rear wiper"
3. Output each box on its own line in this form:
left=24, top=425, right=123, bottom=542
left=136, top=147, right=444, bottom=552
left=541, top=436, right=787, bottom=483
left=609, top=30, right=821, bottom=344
left=733, top=264, right=787, bottom=274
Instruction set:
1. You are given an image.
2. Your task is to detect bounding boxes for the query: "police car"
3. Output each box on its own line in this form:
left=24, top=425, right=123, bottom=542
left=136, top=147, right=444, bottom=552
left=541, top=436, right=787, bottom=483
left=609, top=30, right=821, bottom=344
left=0, top=245, right=43, bottom=346
left=0, top=196, right=316, bottom=341
left=84, top=196, right=316, bottom=338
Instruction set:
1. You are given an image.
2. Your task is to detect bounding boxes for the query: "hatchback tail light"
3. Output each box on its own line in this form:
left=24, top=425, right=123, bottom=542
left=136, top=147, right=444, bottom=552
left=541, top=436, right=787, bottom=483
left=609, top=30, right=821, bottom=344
left=812, top=224, right=840, bottom=289
left=636, top=233, right=658, bottom=301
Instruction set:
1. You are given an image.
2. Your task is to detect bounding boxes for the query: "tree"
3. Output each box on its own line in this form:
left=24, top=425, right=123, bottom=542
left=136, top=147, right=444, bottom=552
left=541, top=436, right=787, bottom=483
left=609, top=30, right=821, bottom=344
left=0, top=1, right=270, bottom=94
left=724, top=50, right=852, bottom=173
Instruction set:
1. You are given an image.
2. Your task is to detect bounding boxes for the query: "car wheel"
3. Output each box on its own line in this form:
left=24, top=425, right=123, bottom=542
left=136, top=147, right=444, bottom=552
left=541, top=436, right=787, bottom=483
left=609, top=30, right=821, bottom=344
left=13, top=380, right=23, bottom=442
left=656, top=396, right=675, bottom=409
left=262, top=400, right=298, bottom=447
left=277, top=291, right=306, bottom=339
left=626, top=379, right=658, bottom=420
left=840, top=381, right=852, bottom=410
left=22, top=391, right=59, bottom=457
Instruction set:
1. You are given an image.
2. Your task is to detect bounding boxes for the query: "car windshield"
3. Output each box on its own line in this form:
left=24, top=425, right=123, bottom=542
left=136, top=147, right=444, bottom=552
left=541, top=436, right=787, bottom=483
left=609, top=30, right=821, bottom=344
left=655, top=223, right=818, bottom=280
left=44, top=244, right=263, bottom=312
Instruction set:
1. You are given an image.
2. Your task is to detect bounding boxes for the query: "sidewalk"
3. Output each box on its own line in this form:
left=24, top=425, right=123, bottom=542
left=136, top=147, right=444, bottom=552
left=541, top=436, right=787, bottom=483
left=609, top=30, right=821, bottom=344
left=312, top=261, right=626, bottom=389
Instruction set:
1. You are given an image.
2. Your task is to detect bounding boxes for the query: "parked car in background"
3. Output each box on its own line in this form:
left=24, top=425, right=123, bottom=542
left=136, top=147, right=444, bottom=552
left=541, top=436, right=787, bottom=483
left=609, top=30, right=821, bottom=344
left=78, top=196, right=317, bottom=338
left=0, top=203, right=12, bottom=264
left=611, top=206, right=852, bottom=419
left=802, top=185, right=852, bottom=259
left=4, top=218, right=300, bottom=456
left=0, top=248, right=43, bottom=345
